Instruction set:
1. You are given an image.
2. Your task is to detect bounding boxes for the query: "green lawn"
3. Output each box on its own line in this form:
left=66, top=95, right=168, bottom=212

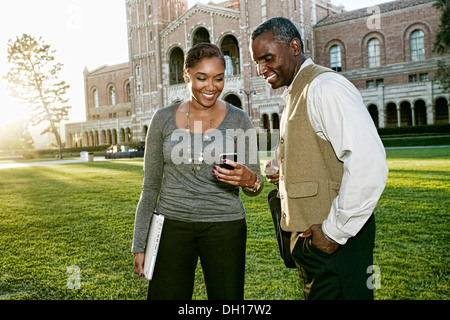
left=0, top=147, right=448, bottom=300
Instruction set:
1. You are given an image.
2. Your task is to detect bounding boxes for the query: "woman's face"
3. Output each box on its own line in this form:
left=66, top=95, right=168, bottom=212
left=185, top=56, right=225, bottom=109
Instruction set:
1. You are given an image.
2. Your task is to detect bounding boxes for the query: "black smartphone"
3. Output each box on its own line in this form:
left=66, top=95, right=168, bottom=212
left=219, top=153, right=237, bottom=170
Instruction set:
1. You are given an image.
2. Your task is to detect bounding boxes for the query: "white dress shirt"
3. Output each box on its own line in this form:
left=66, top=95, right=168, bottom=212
left=282, top=59, right=388, bottom=245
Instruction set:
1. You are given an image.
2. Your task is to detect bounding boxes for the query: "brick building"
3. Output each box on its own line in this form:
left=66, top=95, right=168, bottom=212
left=65, top=0, right=450, bottom=147
left=69, top=63, right=133, bottom=147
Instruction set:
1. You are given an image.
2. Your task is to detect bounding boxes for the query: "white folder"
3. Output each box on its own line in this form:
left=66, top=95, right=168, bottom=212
left=143, top=214, right=165, bottom=281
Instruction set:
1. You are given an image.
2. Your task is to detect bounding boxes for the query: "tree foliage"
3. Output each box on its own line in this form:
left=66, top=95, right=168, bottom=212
left=4, top=34, right=71, bottom=157
left=433, top=0, right=450, bottom=92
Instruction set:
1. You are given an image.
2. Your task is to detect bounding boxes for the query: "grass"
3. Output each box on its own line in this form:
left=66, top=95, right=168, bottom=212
left=0, top=147, right=448, bottom=300
left=381, top=135, right=450, bottom=148
left=373, top=147, right=449, bottom=299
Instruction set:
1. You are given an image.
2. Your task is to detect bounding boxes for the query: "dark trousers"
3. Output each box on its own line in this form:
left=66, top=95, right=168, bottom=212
left=147, top=218, right=247, bottom=300
left=291, top=215, right=376, bottom=300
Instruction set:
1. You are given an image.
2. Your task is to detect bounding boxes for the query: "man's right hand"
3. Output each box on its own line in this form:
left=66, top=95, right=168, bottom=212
left=264, top=159, right=279, bottom=184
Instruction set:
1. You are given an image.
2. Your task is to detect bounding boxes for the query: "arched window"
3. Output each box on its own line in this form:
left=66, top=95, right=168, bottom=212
left=109, top=86, right=116, bottom=105
left=192, top=27, right=210, bottom=45
left=135, top=65, right=141, bottom=81
left=220, top=35, right=240, bottom=76
left=169, top=47, right=184, bottom=85
left=330, top=45, right=342, bottom=72
left=135, top=65, right=143, bottom=95
left=93, top=89, right=99, bottom=108
left=368, top=38, right=381, bottom=68
left=368, top=104, right=379, bottom=128
left=410, top=30, right=425, bottom=61
left=126, top=83, right=131, bottom=102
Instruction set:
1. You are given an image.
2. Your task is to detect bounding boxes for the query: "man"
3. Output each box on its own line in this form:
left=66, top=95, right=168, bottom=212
left=251, top=17, right=388, bottom=300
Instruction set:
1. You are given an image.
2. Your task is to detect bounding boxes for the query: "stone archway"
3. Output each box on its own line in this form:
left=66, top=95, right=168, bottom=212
left=223, top=93, right=242, bottom=109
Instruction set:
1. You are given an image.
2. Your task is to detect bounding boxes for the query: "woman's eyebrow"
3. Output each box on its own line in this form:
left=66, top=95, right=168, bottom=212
left=194, top=71, right=225, bottom=76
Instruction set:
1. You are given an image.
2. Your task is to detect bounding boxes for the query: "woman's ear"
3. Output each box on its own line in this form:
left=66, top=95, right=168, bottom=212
left=184, top=69, right=190, bottom=83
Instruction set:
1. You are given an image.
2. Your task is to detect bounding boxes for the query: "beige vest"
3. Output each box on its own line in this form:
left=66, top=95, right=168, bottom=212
left=279, top=64, right=344, bottom=232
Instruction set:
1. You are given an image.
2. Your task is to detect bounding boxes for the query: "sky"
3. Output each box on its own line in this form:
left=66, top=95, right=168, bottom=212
left=0, top=0, right=392, bottom=136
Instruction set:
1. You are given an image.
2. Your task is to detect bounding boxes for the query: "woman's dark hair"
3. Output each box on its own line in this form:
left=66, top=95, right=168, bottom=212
left=184, top=42, right=226, bottom=73
left=251, top=17, right=304, bottom=53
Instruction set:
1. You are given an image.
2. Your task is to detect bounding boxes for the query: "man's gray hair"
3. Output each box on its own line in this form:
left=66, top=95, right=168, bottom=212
left=251, top=17, right=304, bottom=53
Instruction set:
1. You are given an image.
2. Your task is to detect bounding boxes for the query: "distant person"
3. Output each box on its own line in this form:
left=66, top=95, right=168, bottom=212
left=132, top=43, right=263, bottom=300
left=251, top=17, right=388, bottom=300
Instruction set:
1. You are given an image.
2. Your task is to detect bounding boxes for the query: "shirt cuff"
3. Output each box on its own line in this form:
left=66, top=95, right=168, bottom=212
left=321, top=217, right=350, bottom=245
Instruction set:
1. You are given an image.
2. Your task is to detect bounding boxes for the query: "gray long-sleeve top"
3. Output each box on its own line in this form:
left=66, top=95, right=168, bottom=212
left=131, top=102, right=263, bottom=253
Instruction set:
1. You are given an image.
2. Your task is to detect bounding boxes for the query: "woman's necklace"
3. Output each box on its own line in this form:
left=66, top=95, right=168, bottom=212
left=186, top=101, right=216, bottom=175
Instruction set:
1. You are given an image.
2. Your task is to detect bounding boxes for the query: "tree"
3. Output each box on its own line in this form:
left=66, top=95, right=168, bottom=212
left=433, top=0, right=450, bottom=93
left=4, top=34, right=71, bottom=158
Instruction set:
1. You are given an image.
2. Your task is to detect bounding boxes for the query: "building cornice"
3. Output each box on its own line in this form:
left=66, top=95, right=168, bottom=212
left=314, top=0, right=436, bottom=29
left=160, top=3, right=240, bottom=39
left=341, top=56, right=450, bottom=80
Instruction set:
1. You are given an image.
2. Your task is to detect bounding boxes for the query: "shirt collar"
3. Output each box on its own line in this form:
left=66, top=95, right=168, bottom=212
left=281, top=58, right=314, bottom=102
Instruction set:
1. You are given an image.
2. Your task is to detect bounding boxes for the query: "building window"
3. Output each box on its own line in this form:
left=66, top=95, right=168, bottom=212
left=409, top=74, right=417, bottom=83
left=126, top=83, right=131, bottom=102
left=220, top=36, right=240, bottom=76
left=136, top=84, right=142, bottom=96
left=376, top=79, right=384, bottom=87
left=368, top=38, right=381, bottom=68
left=109, top=86, right=116, bottom=105
left=169, top=47, right=184, bottom=85
left=411, top=30, right=425, bottom=61
left=93, top=89, right=99, bottom=108
left=330, top=45, right=342, bottom=72
left=420, top=73, right=429, bottom=82
left=135, top=65, right=141, bottom=81
left=224, top=55, right=234, bottom=76
left=366, top=80, right=375, bottom=88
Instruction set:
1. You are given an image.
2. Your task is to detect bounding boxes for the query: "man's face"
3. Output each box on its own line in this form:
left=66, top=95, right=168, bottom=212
left=250, top=31, right=298, bottom=89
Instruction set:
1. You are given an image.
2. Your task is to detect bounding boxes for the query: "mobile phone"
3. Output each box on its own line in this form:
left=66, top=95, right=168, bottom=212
left=219, top=153, right=237, bottom=170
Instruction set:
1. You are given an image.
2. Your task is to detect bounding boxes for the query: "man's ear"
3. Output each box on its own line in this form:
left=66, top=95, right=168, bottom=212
left=290, top=38, right=302, bottom=56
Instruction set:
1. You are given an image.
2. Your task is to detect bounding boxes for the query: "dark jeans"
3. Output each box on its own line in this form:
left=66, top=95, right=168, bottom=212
left=291, top=215, right=376, bottom=300
left=147, top=218, right=247, bottom=300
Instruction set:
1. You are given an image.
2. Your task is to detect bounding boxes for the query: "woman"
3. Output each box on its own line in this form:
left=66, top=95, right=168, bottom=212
left=132, top=43, right=263, bottom=300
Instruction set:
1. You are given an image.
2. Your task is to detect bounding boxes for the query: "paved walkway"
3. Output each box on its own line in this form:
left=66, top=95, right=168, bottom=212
left=1, top=145, right=448, bottom=170
left=0, top=157, right=111, bottom=170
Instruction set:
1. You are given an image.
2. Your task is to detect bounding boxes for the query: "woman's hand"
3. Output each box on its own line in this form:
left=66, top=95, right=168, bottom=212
left=133, top=252, right=145, bottom=277
left=212, top=159, right=257, bottom=188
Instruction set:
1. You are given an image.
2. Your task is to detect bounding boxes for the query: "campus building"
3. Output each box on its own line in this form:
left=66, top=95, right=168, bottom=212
left=65, top=0, right=450, bottom=147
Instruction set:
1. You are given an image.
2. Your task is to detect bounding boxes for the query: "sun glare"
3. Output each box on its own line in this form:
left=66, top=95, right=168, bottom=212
left=0, top=84, right=29, bottom=126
